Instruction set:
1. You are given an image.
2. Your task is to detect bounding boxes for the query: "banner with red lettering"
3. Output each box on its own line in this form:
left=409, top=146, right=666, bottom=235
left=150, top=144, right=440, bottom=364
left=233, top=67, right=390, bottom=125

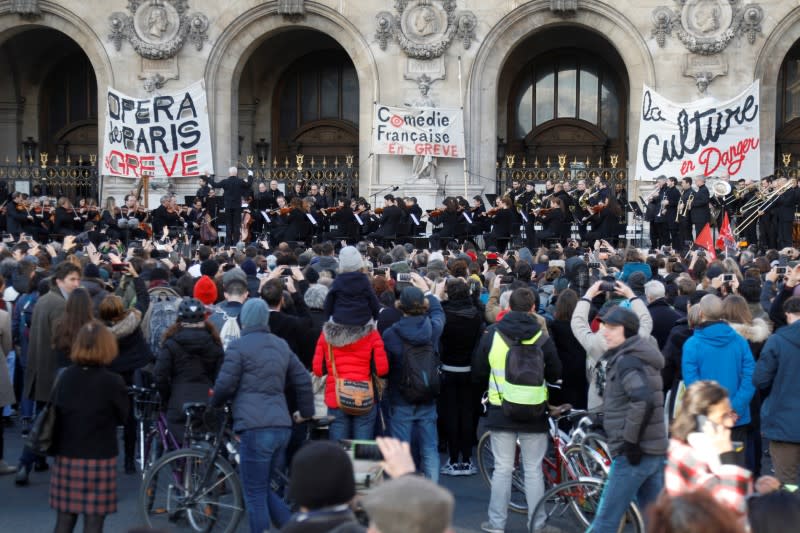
left=635, top=81, right=760, bottom=181
left=372, top=103, right=464, bottom=158
left=102, top=80, right=213, bottom=179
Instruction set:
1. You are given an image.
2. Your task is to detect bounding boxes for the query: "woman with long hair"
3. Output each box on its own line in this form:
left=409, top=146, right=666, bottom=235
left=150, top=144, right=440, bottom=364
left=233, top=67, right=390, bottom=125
left=153, top=298, right=225, bottom=440
left=50, top=320, right=128, bottom=533
left=52, top=288, right=94, bottom=369
left=547, top=288, right=588, bottom=408
left=429, top=197, right=461, bottom=251
left=585, top=192, right=623, bottom=243
left=99, top=294, right=152, bottom=474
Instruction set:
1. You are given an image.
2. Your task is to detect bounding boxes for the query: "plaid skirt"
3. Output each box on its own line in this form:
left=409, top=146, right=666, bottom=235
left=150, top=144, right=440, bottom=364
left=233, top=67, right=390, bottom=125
left=49, top=456, right=118, bottom=515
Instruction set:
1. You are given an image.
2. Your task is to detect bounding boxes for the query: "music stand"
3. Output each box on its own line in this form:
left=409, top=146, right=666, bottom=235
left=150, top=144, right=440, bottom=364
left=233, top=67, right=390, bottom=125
left=628, top=201, right=645, bottom=248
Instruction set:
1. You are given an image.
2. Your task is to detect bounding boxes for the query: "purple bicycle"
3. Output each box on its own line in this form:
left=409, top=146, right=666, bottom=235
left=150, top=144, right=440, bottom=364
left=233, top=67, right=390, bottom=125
left=130, top=385, right=181, bottom=476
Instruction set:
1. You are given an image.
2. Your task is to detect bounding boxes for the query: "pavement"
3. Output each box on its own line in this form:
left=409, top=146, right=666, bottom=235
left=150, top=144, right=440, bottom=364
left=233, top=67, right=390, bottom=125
left=0, top=421, right=531, bottom=533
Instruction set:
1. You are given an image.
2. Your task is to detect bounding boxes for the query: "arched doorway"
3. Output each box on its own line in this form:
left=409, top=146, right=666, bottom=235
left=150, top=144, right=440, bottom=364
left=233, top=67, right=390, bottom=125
left=0, top=28, right=98, bottom=162
left=776, top=41, right=800, bottom=170
left=504, top=33, right=628, bottom=166
left=238, top=31, right=359, bottom=166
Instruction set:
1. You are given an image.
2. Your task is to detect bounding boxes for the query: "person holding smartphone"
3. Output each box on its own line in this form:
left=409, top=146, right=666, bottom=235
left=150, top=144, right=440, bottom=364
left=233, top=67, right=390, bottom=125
left=664, top=380, right=775, bottom=516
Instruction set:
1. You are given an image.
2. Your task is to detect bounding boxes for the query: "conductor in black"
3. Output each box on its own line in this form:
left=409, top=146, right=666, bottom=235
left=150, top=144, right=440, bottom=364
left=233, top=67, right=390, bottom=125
left=208, top=166, right=253, bottom=244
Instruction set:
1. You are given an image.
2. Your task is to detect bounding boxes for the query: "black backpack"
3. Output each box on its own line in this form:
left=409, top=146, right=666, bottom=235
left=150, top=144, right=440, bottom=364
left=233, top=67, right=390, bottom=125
left=399, top=341, right=441, bottom=404
left=494, top=330, right=547, bottom=422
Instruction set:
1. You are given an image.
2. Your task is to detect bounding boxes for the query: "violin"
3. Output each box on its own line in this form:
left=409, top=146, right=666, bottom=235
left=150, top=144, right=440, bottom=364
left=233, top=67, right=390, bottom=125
left=486, top=207, right=500, bottom=217
left=373, top=208, right=384, bottom=215
left=534, top=207, right=556, bottom=217
left=427, top=209, right=444, bottom=217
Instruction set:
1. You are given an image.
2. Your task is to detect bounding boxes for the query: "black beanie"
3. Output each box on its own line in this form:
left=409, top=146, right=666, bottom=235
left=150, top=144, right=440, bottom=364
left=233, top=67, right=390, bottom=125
left=289, top=441, right=355, bottom=509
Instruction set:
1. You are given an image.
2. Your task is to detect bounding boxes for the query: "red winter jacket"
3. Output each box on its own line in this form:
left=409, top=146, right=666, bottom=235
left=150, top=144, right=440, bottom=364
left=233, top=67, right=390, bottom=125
left=312, top=322, right=388, bottom=409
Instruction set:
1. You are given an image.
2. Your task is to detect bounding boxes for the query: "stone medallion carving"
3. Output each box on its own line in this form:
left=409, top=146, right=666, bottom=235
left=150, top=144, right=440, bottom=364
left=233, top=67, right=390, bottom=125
left=108, top=0, right=209, bottom=60
left=375, top=0, right=476, bottom=59
left=10, top=0, right=41, bottom=18
left=651, top=0, right=763, bottom=55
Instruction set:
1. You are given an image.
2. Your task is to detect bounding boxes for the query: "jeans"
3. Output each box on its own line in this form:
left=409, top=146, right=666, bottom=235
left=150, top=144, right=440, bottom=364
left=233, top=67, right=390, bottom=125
left=238, top=427, right=292, bottom=533
left=390, top=402, right=440, bottom=482
left=487, top=431, right=548, bottom=531
left=589, top=454, right=665, bottom=533
left=328, top=407, right=377, bottom=442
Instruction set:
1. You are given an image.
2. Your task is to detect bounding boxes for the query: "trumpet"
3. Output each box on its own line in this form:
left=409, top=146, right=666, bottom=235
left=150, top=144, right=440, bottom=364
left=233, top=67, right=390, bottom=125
left=675, top=199, right=683, bottom=223
left=683, top=192, right=695, bottom=217
left=734, top=182, right=759, bottom=199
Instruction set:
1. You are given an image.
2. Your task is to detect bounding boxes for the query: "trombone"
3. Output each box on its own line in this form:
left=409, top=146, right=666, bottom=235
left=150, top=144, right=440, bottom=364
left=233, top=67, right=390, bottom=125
left=734, top=179, right=797, bottom=237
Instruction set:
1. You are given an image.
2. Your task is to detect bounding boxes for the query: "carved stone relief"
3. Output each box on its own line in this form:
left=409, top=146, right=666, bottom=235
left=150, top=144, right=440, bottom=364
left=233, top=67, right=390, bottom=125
left=108, top=0, right=210, bottom=60
left=10, top=0, right=40, bottom=18
left=374, top=0, right=476, bottom=59
left=650, top=0, right=764, bottom=55
left=277, top=0, right=305, bottom=21
left=550, top=0, right=578, bottom=17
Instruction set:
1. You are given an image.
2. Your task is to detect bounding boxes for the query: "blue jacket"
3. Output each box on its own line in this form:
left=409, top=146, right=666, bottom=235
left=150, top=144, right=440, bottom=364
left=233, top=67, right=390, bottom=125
left=211, top=326, right=313, bottom=432
left=682, top=321, right=755, bottom=426
left=382, top=295, right=445, bottom=407
left=618, top=262, right=652, bottom=283
left=753, top=321, right=800, bottom=442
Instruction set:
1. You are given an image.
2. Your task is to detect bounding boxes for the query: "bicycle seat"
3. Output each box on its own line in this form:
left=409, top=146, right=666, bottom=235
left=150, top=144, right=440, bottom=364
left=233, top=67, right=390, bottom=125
left=310, top=415, right=336, bottom=428
left=548, top=403, right=573, bottom=418
left=182, top=402, right=208, bottom=416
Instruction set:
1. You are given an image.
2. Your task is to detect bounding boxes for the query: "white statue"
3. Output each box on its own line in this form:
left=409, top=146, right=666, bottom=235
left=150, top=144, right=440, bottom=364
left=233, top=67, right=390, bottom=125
left=408, top=76, right=438, bottom=182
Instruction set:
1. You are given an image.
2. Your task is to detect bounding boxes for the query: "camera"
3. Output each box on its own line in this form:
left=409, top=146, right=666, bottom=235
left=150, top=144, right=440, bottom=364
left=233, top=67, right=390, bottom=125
left=600, top=281, right=616, bottom=292
left=722, top=273, right=735, bottom=282
left=588, top=261, right=601, bottom=269
left=599, top=247, right=609, bottom=253
left=500, top=274, right=515, bottom=284
left=373, top=268, right=387, bottom=277
left=776, top=266, right=788, bottom=275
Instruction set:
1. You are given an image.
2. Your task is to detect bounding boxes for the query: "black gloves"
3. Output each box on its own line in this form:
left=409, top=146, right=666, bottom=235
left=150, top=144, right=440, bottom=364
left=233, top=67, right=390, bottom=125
left=622, top=441, right=643, bottom=466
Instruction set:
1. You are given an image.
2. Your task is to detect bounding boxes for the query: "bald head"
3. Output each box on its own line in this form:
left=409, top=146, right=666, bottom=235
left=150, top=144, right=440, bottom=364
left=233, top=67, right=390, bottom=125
left=228, top=166, right=238, bottom=177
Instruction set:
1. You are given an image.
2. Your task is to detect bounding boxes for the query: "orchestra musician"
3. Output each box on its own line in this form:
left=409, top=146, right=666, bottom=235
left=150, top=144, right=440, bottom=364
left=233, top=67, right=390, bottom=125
left=321, top=198, right=359, bottom=244
left=367, top=194, right=404, bottom=243
left=756, top=176, right=776, bottom=251
left=663, top=177, right=681, bottom=249
left=196, top=174, right=212, bottom=207
left=285, top=181, right=305, bottom=204
left=150, top=195, right=181, bottom=237
left=769, top=176, right=800, bottom=249
left=585, top=193, right=623, bottom=243
left=689, top=176, right=711, bottom=238
left=6, top=191, right=32, bottom=239
left=53, top=197, right=81, bottom=236
left=308, top=183, right=328, bottom=210
left=533, top=196, right=567, bottom=245
left=428, top=197, right=461, bottom=251
left=186, top=197, right=206, bottom=241
left=735, top=179, right=759, bottom=248
left=208, top=167, right=254, bottom=245
left=404, top=196, right=424, bottom=235
left=646, top=176, right=667, bottom=247
left=677, top=178, right=694, bottom=249
left=483, top=196, right=514, bottom=252
left=100, top=197, right=121, bottom=241
left=470, top=195, right=489, bottom=234
left=266, top=180, right=282, bottom=209
left=278, top=197, right=313, bottom=244
left=519, top=181, right=538, bottom=250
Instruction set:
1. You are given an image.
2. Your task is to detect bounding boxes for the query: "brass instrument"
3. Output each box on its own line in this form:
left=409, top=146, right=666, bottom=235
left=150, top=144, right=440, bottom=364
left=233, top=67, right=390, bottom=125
left=735, top=179, right=798, bottom=237
left=578, top=189, right=599, bottom=210
left=675, top=198, right=683, bottom=223
left=733, top=182, right=758, bottom=199
left=708, top=179, right=732, bottom=198
left=683, top=192, right=695, bottom=217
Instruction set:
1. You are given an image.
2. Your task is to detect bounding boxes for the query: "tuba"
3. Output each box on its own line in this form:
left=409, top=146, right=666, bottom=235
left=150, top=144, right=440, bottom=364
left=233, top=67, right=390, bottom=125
left=707, top=179, right=731, bottom=222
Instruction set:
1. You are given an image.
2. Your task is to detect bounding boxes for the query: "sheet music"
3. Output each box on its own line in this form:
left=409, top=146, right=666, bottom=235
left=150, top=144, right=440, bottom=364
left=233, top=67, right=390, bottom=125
left=462, top=212, right=473, bottom=224
left=306, top=213, right=318, bottom=225
left=520, top=211, right=529, bottom=223
left=410, top=213, right=420, bottom=225
left=261, top=210, right=271, bottom=224
left=355, top=213, right=364, bottom=226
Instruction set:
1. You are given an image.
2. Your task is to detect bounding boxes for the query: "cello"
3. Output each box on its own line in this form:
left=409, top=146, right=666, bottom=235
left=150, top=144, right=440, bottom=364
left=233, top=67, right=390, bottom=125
left=240, top=210, right=253, bottom=243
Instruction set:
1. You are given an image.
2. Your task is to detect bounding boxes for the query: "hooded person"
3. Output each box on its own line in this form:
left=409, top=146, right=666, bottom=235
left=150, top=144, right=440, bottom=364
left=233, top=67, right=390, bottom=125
left=323, top=246, right=380, bottom=327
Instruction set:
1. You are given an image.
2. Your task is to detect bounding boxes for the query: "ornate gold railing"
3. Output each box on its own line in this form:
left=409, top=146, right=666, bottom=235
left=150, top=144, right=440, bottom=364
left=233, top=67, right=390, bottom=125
left=238, top=153, right=359, bottom=200
left=0, top=153, right=99, bottom=201
left=496, top=153, right=627, bottom=195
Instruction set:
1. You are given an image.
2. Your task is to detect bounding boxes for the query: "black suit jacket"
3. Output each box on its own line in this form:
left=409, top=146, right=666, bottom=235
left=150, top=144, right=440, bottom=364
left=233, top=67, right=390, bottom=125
left=690, top=185, right=711, bottom=224
left=489, top=208, right=514, bottom=237
left=375, top=205, right=404, bottom=237
left=6, top=204, right=30, bottom=234
left=284, top=208, right=311, bottom=241
left=662, top=186, right=681, bottom=222
left=209, top=175, right=253, bottom=209
left=771, top=187, right=800, bottom=222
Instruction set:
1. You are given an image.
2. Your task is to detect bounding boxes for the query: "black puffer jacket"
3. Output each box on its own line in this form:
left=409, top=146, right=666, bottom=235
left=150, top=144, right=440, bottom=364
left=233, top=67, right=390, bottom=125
left=602, top=335, right=668, bottom=457
left=547, top=318, right=588, bottom=409
left=108, top=309, right=152, bottom=374
left=154, top=325, right=225, bottom=437
left=211, top=325, right=313, bottom=432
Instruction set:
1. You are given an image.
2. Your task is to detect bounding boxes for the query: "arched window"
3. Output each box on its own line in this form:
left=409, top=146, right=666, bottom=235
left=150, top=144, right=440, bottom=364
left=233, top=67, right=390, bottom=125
left=273, top=50, right=359, bottom=162
left=776, top=42, right=800, bottom=165
left=507, top=49, right=626, bottom=164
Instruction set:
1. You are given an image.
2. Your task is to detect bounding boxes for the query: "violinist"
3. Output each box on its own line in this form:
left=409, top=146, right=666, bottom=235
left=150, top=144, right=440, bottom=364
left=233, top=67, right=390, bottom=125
left=196, top=174, right=212, bottom=207
left=100, top=197, right=121, bottom=240
left=120, top=194, right=149, bottom=240
left=54, top=196, right=81, bottom=236
left=308, top=183, right=328, bottom=210
left=285, top=180, right=305, bottom=204
left=151, top=195, right=177, bottom=236
left=483, top=196, right=514, bottom=252
left=428, top=197, right=461, bottom=251
left=534, top=196, right=567, bottom=245
left=322, top=198, right=358, bottom=243
left=6, top=191, right=33, bottom=239
left=404, top=196, right=424, bottom=235
left=187, top=197, right=205, bottom=241
left=585, top=193, right=623, bottom=244
left=280, top=197, right=312, bottom=244
left=367, top=194, right=404, bottom=243
left=519, top=181, right=538, bottom=249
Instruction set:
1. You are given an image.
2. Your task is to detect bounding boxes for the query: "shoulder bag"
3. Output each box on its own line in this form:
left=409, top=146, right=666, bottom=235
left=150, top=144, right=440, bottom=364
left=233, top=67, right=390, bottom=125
left=328, top=344, right=374, bottom=416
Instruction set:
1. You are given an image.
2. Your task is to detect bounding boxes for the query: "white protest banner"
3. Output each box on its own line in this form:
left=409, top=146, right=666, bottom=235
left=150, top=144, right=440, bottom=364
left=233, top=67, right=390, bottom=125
left=372, top=103, right=464, bottom=158
left=635, top=81, right=760, bottom=180
left=102, top=80, right=213, bottom=179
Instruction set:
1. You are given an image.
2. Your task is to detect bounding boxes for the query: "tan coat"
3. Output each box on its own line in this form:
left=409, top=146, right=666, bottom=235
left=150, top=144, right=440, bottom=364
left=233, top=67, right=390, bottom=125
left=23, top=287, right=65, bottom=403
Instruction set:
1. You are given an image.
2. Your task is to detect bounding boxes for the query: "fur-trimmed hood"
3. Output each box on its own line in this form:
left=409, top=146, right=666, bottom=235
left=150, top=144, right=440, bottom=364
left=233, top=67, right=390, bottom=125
left=729, top=317, right=771, bottom=344
left=322, top=321, right=374, bottom=347
left=109, top=308, right=142, bottom=339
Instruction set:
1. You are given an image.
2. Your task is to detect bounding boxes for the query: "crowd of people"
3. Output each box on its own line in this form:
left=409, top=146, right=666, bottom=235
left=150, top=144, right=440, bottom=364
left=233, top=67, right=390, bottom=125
left=0, top=173, right=799, bottom=533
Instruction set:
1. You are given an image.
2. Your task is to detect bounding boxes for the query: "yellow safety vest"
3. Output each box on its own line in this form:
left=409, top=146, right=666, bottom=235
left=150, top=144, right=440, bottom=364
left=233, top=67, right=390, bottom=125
left=487, top=330, right=548, bottom=407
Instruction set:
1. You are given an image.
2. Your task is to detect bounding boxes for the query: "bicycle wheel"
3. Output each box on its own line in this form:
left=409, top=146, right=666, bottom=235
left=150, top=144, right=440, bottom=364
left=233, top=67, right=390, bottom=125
left=476, top=431, right=528, bottom=514
left=137, top=428, right=163, bottom=475
left=139, top=448, right=244, bottom=533
left=562, top=443, right=610, bottom=480
left=529, top=477, right=644, bottom=533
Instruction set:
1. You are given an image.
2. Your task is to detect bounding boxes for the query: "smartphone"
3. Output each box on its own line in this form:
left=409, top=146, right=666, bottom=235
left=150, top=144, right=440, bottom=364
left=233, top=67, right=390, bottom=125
left=722, top=273, right=735, bottom=282
left=600, top=281, right=616, bottom=292
left=599, top=247, right=609, bottom=253
left=352, top=442, right=383, bottom=461
left=111, top=263, right=130, bottom=272
left=374, top=268, right=387, bottom=277
left=588, top=262, right=601, bottom=269
left=396, top=272, right=412, bottom=283
left=776, top=266, right=788, bottom=275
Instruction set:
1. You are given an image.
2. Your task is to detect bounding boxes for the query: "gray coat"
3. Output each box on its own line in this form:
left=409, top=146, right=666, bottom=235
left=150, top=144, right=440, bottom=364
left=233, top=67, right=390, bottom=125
left=211, top=325, right=314, bottom=433
left=601, top=335, right=668, bottom=457
left=24, top=287, right=65, bottom=402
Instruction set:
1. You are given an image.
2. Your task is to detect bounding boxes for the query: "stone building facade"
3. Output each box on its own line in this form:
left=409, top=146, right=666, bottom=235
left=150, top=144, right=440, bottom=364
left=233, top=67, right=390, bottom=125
left=0, top=0, right=799, bottom=207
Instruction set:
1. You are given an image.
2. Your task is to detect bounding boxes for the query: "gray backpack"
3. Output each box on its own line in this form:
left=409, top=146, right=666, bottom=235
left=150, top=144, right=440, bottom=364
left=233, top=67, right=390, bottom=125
left=143, top=286, right=181, bottom=355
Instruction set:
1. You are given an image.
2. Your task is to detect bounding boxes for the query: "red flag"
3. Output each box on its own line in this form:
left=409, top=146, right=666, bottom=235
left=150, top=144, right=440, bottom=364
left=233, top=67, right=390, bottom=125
left=694, top=223, right=716, bottom=260
left=716, top=212, right=736, bottom=251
